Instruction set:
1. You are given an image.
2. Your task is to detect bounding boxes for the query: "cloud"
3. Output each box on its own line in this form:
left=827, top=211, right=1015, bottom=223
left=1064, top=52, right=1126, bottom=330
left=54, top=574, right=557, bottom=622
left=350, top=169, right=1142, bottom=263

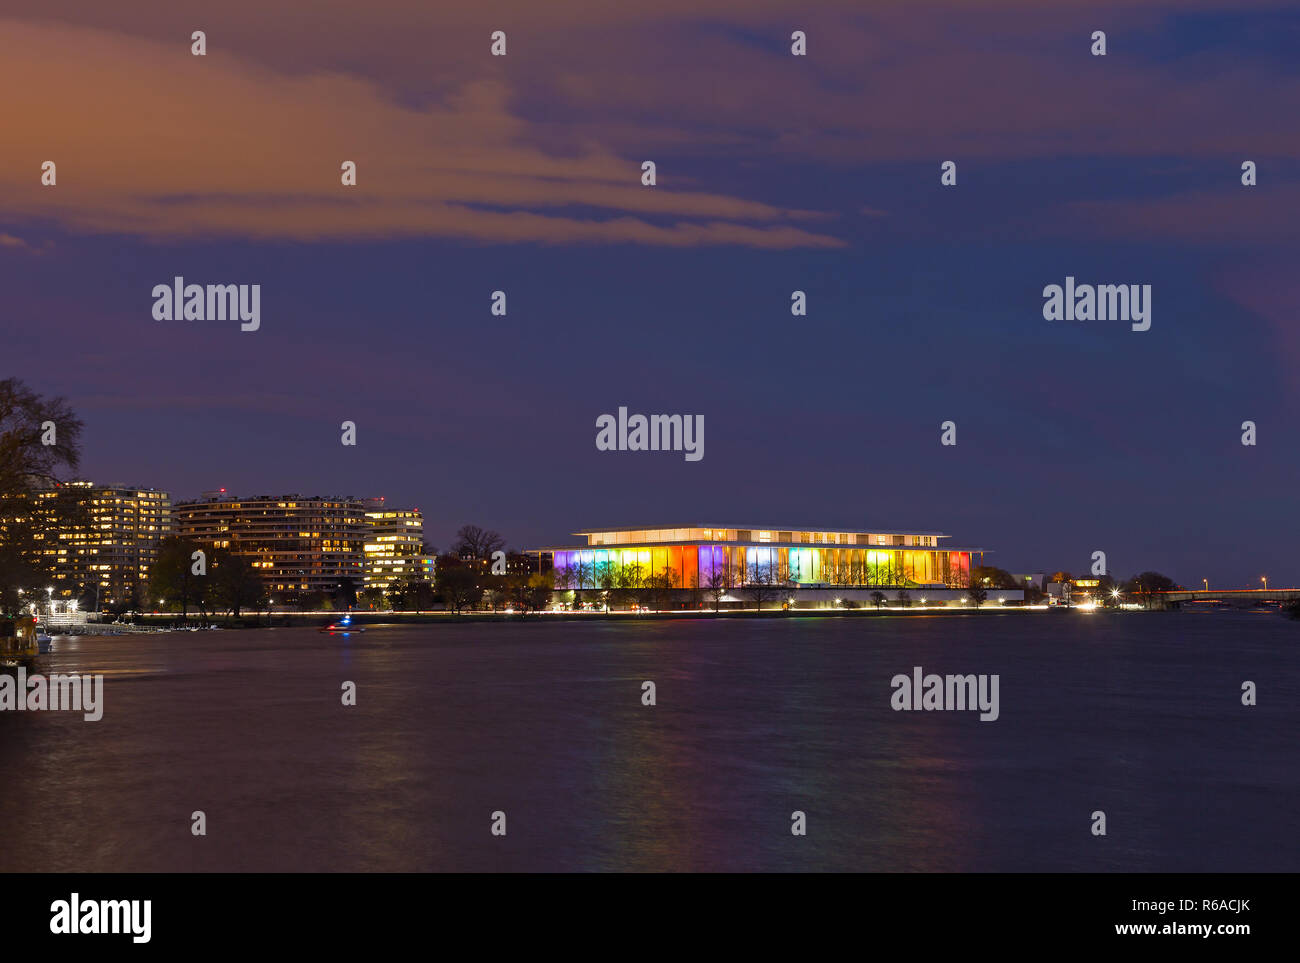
left=4, top=2, right=1299, bottom=247
left=0, top=20, right=842, bottom=247
left=0, top=232, right=54, bottom=254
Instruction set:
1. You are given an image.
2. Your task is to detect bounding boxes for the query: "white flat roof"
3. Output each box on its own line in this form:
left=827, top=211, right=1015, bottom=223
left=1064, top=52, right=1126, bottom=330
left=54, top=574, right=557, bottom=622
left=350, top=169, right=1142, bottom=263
left=573, top=524, right=949, bottom=537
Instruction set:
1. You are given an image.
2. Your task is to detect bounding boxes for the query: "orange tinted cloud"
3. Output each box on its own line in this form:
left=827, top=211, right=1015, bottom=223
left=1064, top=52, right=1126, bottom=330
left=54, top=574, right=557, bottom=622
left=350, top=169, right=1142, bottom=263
left=0, top=20, right=842, bottom=247
left=5, top=1, right=1299, bottom=247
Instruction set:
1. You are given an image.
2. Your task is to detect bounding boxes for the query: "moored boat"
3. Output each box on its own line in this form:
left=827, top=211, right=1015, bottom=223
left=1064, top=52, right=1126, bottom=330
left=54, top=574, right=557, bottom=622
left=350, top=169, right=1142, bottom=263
left=1, top=615, right=40, bottom=664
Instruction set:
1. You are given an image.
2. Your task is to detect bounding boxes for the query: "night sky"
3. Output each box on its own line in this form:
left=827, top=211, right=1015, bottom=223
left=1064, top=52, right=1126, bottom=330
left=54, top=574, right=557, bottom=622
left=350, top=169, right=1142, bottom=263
left=2, top=1, right=1297, bottom=585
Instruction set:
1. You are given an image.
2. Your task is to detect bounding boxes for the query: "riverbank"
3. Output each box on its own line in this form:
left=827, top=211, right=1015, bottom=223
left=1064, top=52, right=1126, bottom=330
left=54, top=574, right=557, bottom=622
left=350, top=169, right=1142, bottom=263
left=95, top=605, right=1177, bottom=630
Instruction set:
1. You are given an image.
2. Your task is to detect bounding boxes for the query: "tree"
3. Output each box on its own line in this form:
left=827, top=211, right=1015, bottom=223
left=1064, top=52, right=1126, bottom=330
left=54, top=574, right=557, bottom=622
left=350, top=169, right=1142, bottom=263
left=829, top=556, right=854, bottom=589
left=897, top=589, right=912, bottom=608
left=452, top=525, right=505, bottom=560
left=358, top=588, right=386, bottom=610
left=871, top=590, right=887, bottom=609
left=498, top=573, right=550, bottom=613
left=0, top=381, right=85, bottom=615
left=298, top=591, right=332, bottom=613
left=619, top=561, right=646, bottom=609
left=684, top=570, right=702, bottom=610
left=391, top=576, right=434, bottom=613
left=970, top=566, right=1018, bottom=589
left=437, top=566, right=478, bottom=614
left=595, top=558, right=621, bottom=613
left=553, top=565, right=576, bottom=591
left=595, top=561, right=619, bottom=612
left=646, top=570, right=675, bottom=611
left=525, top=573, right=552, bottom=612
left=110, top=581, right=142, bottom=617
left=1125, top=571, right=1178, bottom=609
left=0, top=379, right=84, bottom=496
left=705, top=569, right=729, bottom=612
left=942, top=559, right=970, bottom=589
left=881, top=558, right=907, bottom=588
left=405, top=578, right=436, bottom=613
left=149, top=536, right=207, bottom=620
left=74, top=581, right=98, bottom=612
left=572, top=559, right=593, bottom=592
left=333, top=577, right=358, bottom=610
left=966, top=585, right=988, bottom=607
left=847, top=554, right=866, bottom=587
left=209, top=550, right=265, bottom=619
left=741, top=563, right=781, bottom=611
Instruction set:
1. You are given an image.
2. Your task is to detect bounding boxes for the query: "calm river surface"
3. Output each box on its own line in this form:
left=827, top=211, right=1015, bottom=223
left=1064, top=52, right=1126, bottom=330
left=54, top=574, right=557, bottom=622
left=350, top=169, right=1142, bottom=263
left=1, top=611, right=1295, bottom=872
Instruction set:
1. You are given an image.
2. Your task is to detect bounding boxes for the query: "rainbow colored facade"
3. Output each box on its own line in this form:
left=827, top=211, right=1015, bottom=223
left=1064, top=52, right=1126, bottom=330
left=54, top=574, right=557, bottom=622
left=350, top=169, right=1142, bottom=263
left=537, top=526, right=982, bottom=589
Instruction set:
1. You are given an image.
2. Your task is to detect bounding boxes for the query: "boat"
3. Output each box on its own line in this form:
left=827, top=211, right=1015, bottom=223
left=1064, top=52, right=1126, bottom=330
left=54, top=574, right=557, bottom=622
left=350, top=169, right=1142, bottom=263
left=320, top=613, right=365, bottom=633
left=1, top=615, right=40, bottom=664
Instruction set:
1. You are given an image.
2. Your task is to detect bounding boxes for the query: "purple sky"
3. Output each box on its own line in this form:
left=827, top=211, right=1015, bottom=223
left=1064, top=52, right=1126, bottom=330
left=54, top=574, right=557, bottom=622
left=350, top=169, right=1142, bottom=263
left=3, top=0, right=1298, bottom=585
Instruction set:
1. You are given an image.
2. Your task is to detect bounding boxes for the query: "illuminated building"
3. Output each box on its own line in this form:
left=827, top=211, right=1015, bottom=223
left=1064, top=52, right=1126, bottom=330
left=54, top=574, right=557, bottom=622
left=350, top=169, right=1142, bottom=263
left=362, top=500, right=434, bottom=591
left=536, top=525, right=984, bottom=590
left=0, top=481, right=172, bottom=604
left=174, top=492, right=368, bottom=599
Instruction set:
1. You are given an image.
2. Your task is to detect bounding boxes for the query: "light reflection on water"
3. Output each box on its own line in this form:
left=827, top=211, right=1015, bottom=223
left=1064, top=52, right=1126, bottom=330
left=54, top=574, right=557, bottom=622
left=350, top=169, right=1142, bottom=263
left=0, top=612, right=1295, bottom=872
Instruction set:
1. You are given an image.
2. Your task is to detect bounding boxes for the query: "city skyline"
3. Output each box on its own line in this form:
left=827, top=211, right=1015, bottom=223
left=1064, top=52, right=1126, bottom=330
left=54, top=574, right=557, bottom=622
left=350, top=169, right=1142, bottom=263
left=13, top=458, right=1266, bottom=591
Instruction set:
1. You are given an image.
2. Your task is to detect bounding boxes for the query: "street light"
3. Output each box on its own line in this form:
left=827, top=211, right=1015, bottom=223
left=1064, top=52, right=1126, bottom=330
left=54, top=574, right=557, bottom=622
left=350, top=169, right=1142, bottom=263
left=1261, top=576, right=1268, bottom=591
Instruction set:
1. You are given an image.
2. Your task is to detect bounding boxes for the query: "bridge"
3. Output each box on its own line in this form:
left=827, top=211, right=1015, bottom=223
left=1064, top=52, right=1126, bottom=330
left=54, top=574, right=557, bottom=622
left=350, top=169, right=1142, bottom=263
left=1157, top=588, right=1300, bottom=605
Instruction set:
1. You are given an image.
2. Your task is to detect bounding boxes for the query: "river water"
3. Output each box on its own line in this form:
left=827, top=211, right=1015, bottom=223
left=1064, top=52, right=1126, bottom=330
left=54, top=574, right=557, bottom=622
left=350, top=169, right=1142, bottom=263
left=1, top=611, right=1295, bottom=872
